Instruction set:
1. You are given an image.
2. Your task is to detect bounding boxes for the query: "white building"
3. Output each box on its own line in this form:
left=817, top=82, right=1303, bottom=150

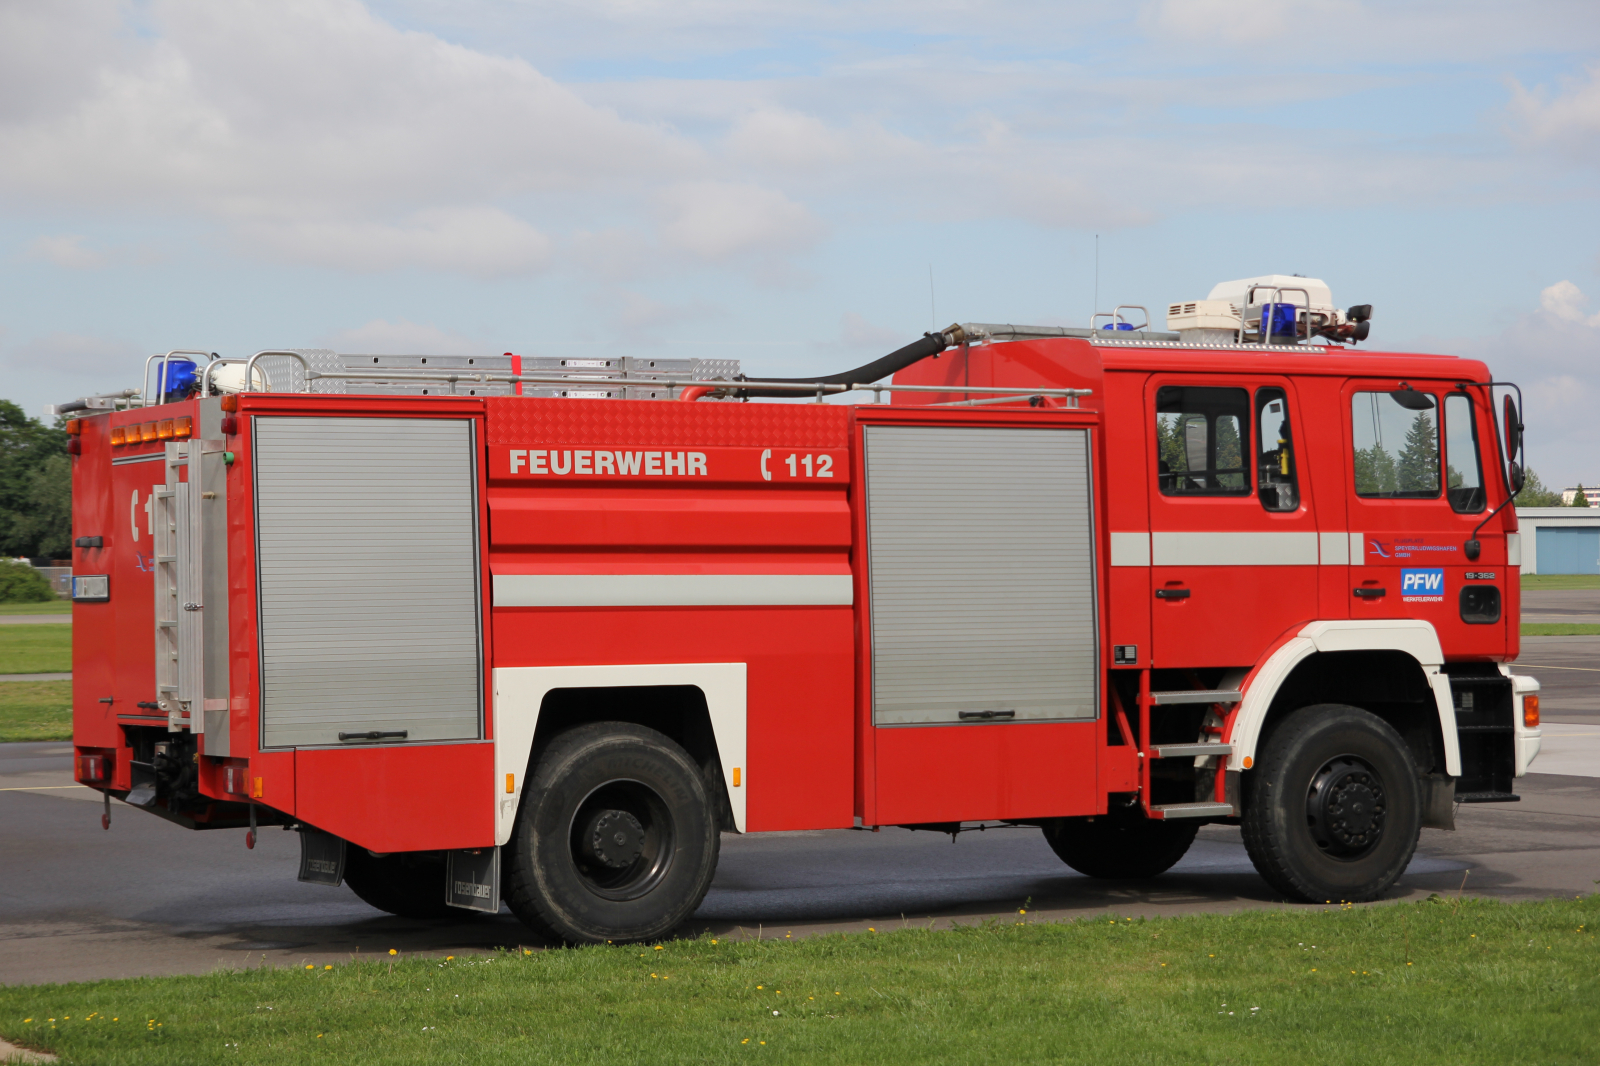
left=1559, top=486, right=1600, bottom=507
left=1516, top=508, right=1600, bottom=573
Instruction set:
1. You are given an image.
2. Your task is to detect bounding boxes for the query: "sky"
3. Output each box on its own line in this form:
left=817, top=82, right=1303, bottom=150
left=2, top=0, right=1598, bottom=485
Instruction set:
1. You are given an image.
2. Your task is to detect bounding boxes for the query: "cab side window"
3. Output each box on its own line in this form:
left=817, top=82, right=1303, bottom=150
left=1352, top=390, right=1440, bottom=498
left=1156, top=386, right=1250, bottom=496
left=1443, top=393, right=1485, bottom=513
left=1256, top=388, right=1298, bottom=512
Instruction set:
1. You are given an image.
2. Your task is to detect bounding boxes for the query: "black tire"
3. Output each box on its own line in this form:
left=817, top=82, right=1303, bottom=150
left=505, top=722, right=719, bottom=944
left=343, top=848, right=453, bottom=919
left=1241, top=703, right=1422, bottom=903
left=1041, top=805, right=1200, bottom=879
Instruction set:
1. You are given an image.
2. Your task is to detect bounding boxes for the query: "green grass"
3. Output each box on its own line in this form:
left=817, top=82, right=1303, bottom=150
left=0, top=897, right=1595, bottom=1065
left=0, top=680, right=72, bottom=742
left=0, top=624, right=71, bottom=674
left=1521, top=623, right=1600, bottom=636
left=0, top=600, right=71, bottom=615
left=1521, top=574, right=1600, bottom=589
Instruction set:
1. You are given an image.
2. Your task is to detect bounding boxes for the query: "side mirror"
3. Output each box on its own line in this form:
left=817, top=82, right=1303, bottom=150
left=1503, top=394, right=1522, bottom=460
left=1510, top=461, right=1525, bottom=493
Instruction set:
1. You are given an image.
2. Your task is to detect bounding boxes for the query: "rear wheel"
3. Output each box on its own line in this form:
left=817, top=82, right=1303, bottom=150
left=343, top=848, right=452, bottom=919
left=1041, top=805, right=1199, bottom=879
left=1241, top=704, right=1422, bottom=903
left=505, top=723, right=719, bottom=944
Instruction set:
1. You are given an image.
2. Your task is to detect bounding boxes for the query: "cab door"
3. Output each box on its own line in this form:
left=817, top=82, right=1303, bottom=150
left=1343, top=380, right=1506, bottom=658
left=1147, top=376, right=1320, bottom=668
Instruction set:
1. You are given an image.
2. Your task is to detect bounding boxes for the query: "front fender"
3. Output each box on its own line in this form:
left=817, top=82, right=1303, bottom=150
left=1229, top=619, right=1458, bottom=776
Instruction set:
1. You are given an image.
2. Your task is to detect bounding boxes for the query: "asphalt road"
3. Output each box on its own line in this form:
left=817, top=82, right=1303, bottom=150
left=1, top=591, right=1595, bottom=987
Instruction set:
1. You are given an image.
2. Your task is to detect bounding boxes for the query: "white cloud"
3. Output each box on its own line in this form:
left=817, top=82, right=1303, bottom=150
left=659, top=182, right=825, bottom=260
left=26, top=234, right=105, bottom=270
left=238, top=208, right=553, bottom=277
left=1505, top=66, right=1600, bottom=163
left=321, top=319, right=482, bottom=354
left=1539, top=280, right=1600, bottom=327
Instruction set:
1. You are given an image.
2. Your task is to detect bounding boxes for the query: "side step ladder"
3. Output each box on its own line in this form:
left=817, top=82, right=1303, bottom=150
left=1140, top=686, right=1243, bottom=820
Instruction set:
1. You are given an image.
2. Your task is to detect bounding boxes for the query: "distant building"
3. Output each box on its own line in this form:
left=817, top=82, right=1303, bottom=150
left=1560, top=486, right=1600, bottom=507
left=1518, top=508, right=1600, bottom=573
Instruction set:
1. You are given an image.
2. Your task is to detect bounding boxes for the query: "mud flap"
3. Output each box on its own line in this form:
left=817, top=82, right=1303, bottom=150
left=1420, top=773, right=1455, bottom=831
left=446, top=847, right=500, bottom=913
left=298, top=827, right=347, bottom=886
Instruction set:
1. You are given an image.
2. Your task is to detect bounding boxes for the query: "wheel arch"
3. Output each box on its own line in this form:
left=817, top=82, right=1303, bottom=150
left=491, top=664, right=747, bottom=845
left=1230, top=620, right=1458, bottom=777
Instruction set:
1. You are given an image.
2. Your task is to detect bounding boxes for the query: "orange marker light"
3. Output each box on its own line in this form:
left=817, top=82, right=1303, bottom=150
left=505, top=773, right=515, bottom=794
left=220, top=393, right=239, bottom=413
left=173, top=416, right=193, bottom=439
left=1242, top=756, right=1253, bottom=769
left=140, top=423, right=159, bottom=443
left=110, top=427, right=126, bottom=446
left=1523, top=694, right=1540, bottom=728
left=252, top=777, right=263, bottom=799
left=732, top=767, right=742, bottom=787
left=65, top=419, right=83, bottom=436
left=156, top=419, right=174, bottom=440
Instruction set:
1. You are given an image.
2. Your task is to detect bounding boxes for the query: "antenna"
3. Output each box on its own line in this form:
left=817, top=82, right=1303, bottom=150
left=1093, top=234, right=1100, bottom=324
left=928, top=263, right=936, bottom=331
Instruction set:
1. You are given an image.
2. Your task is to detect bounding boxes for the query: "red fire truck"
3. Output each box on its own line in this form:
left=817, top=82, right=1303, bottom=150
left=58, top=276, right=1542, bottom=943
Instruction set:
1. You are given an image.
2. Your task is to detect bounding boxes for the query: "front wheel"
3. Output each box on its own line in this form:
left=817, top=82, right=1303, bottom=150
left=505, top=722, right=719, bottom=944
left=1241, top=704, right=1422, bottom=903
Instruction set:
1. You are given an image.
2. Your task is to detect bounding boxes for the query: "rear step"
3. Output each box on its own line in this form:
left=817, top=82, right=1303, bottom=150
left=1150, top=802, right=1235, bottom=820
left=1455, top=791, right=1520, bottom=803
left=1151, top=743, right=1233, bottom=759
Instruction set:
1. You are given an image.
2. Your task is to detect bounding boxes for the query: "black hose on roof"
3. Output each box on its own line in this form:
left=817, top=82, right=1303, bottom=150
left=732, top=324, right=967, bottom=399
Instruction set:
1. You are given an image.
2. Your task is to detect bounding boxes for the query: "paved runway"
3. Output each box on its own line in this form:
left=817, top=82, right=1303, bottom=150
left=2, top=592, right=1595, bottom=986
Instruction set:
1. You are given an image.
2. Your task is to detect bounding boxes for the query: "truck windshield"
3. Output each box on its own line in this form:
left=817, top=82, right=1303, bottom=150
left=1156, top=386, right=1249, bottom=496
left=1352, top=390, right=1440, bottom=499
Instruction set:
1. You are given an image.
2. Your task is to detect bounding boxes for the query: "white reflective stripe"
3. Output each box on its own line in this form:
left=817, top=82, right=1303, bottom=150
left=1507, top=531, right=1522, bottom=567
left=1109, top=532, right=1150, bottom=567
left=1349, top=531, right=1365, bottom=562
left=493, top=573, right=853, bottom=607
left=1319, top=531, right=1350, bottom=565
left=1151, top=531, right=1319, bottom=566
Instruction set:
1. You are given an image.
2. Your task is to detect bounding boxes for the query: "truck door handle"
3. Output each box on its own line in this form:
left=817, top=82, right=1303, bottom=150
left=1155, top=588, right=1190, bottom=599
left=1353, top=587, right=1386, bottom=598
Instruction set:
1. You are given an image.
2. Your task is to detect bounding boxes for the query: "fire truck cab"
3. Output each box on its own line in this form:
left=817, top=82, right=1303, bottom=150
left=59, top=280, right=1542, bottom=943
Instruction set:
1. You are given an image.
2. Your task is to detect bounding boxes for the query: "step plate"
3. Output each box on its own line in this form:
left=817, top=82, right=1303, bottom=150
left=1152, top=802, right=1235, bottom=820
left=1152, top=743, right=1233, bottom=759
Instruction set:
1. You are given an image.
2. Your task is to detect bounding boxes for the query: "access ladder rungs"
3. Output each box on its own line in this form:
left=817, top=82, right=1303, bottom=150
left=1151, top=743, right=1233, bottom=759
left=1149, top=689, right=1244, bottom=705
left=1151, top=802, right=1235, bottom=820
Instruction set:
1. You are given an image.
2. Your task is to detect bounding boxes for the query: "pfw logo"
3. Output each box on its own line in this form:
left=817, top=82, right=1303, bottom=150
left=1401, top=568, right=1445, bottom=603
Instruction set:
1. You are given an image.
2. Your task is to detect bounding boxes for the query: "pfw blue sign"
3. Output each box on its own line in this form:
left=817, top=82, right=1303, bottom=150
left=1401, top=568, right=1445, bottom=603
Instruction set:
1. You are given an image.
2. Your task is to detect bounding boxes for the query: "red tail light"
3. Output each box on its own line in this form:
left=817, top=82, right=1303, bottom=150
left=76, top=753, right=108, bottom=783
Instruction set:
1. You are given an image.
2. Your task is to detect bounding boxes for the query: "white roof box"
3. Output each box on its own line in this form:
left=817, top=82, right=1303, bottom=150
left=1208, top=275, right=1332, bottom=309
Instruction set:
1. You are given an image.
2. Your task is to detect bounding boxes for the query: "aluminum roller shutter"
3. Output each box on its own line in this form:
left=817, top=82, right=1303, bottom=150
left=254, top=416, right=483, bottom=747
left=865, top=425, right=1098, bottom=726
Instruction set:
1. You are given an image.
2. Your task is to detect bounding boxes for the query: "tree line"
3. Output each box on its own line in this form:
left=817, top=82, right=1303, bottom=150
left=1, top=400, right=71, bottom=559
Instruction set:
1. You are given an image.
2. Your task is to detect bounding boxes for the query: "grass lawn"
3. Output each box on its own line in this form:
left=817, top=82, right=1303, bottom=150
left=0, top=600, right=71, bottom=615
left=1521, top=574, right=1600, bottom=590
left=1521, top=623, right=1600, bottom=636
left=0, top=681, right=71, bottom=742
left=0, top=624, right=71, bottom=674
left=0, top=897, right=1594, bottom=1065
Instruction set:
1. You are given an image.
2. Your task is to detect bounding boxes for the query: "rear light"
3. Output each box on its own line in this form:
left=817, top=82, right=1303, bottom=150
left=173, top=415, right=193, bottom=438
left=220, top=394, right=239, bottom=413
left=110, top=426, right=126, bottom=446
left=67, top=438, right=82, bottom=455
left=1523, top=694, right=1540, bottom=728
left=156, top=419, right=174, bottom=440
left=65, top=419, right=83, bottom=436
left=222, top=764, right=251, bottom=796
left=220, top=415, right=239, bottom=435
left=76, top=753, right=109, bottom=783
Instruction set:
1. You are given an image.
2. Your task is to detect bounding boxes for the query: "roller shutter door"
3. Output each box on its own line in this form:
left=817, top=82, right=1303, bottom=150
left=254, top=416, right=483, bottom=747
left=865, top=425, right=1098, bottom=726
